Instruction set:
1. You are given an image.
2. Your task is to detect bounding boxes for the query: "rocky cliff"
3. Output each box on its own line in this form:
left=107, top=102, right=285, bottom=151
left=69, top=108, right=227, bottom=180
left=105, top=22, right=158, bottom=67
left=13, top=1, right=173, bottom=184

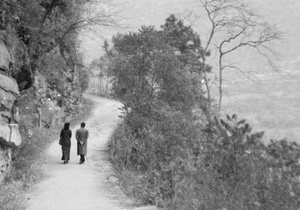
left=0, top=40, right=21, bottom=183
left=0, top=0, right=90, bottom=183
left=0, top=38, right=83, bottom=183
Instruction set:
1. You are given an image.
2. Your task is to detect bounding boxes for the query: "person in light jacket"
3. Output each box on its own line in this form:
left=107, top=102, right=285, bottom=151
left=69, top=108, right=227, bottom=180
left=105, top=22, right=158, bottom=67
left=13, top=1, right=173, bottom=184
left=76, top=122, right=89, bottom=164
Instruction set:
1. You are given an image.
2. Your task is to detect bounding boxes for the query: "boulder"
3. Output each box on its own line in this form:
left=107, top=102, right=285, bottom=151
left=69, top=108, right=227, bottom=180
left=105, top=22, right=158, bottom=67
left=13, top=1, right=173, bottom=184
left=0, top=147, right=11, bottom=183
left=9, top=125, right=21, bottom=146
left=0, top=74, right=19, bottom=95
left=0, top=124, right=21, bottom=146
left=0, top=88, right=16, bottom=110
left=0, top=41, right=11, bottom=71
left=0, top=124, right=10, bottom=142
left=0, top=111, right=11, bottom=123
left=11, top=105, right=20, bottom=123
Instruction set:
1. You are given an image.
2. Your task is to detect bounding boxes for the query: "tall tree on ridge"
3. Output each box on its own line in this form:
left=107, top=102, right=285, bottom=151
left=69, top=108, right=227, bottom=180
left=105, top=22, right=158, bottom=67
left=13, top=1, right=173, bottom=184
left=161, top=14, right=212, bottom=116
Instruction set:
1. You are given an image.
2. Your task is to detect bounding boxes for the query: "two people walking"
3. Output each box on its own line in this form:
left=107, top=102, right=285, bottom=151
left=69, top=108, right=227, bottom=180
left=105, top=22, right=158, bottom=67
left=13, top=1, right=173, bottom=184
left=59, top=122, right=89, bottom=164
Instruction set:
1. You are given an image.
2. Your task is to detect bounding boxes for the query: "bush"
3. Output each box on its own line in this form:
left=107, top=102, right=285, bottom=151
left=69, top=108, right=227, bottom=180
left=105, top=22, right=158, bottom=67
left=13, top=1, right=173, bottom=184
left=0, top=181, right=25, bottom=210
left=167, top=116, right=300, bottom=209
left=105, top=15, right=300, bottom=209
left=110, top=112, right=300, bottom=209
left=10, top=126, right=56, bottom=183
left=109, top=104, right=206, bottom=207
left=78, top=68, right=90, bottom=93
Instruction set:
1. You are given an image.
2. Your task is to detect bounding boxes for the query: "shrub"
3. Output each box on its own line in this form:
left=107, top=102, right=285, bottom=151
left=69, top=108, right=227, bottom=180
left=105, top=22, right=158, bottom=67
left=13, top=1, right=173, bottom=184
left=105, top=15, right=300, bottom=210
left=110, top=113, right=300, bottom=209
left=78, top=68, right=90, bottom=93
left=167, top=115, right=300, bottom=210
left=10, top=126, right=56, bottom=183
left=109, top=104, right=206, bottom=207
left=0, top=181, right=25, bottom=210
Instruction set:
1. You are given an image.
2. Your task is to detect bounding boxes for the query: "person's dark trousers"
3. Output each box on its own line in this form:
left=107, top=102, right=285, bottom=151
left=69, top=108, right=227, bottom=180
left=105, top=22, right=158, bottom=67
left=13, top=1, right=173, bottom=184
left=80, top=155, right=85, bottom=163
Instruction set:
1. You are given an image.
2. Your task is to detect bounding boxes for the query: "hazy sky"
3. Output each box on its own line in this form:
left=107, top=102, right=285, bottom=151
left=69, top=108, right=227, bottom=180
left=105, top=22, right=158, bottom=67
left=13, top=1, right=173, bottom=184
left=80, top=0, right=300, bottom=141
left=80, top=0, right=198, bottom=62
left=81, top=0, right=300, bottom=74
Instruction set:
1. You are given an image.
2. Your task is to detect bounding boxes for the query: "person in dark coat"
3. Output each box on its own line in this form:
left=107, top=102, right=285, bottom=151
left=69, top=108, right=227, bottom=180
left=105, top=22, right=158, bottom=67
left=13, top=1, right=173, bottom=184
left=76, top=122, right=89, bottom=164
left=59, top=122, right=72, bottom=164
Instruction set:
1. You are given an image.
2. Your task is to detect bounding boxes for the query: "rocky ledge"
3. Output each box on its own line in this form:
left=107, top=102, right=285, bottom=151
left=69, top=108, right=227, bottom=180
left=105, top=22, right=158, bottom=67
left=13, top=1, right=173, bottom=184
left=0, top=40, right=21, bottom=183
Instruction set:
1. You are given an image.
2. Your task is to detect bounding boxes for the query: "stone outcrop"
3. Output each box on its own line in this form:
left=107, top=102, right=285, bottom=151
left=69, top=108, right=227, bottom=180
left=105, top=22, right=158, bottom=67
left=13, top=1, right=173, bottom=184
left=0, top=146, right=11, bottom=180
left=0, top=0, right=84, bottom=184
left=0, top=40, right=21, bottom=183
left=0, top=40, right=11, bottom=71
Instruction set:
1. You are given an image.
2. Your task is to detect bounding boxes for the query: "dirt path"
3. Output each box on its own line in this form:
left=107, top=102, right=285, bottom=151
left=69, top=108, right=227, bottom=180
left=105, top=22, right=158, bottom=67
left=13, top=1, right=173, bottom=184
left=26, top=95, right=156, bottom=210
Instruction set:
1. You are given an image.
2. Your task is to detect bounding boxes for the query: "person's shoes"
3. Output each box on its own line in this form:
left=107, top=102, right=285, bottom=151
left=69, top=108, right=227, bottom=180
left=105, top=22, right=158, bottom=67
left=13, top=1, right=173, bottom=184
left=79, top=160, right=82, bottom=164
left=63, top=160, right=67, bottom=164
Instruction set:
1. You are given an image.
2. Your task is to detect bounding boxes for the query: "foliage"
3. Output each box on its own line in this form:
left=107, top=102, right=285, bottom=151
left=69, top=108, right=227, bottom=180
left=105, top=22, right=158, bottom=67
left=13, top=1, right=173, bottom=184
left=111, top=111, right=300, bottom=209
left=110, top=107, right=205, bottom=205
left=78, top=67, right=90, bottom=92
left=0, top=0, right=110, bottom=208
left=167, top=115, right=300, bottom=210
left=161, top=14, right=208, bottom=74
left=106, top=16, right=206, bottom=207
left=109, top=25, right=204, bottom=111
left=0, top=0, right=118, bottom=94
left=88, top=54, right=112, bottom=95
left=0, top=181, right=25, bottom=210
left=76, top=54, right=90, bottom=93
left=39, top=53, right=68, bottom=92
left=107, top=15, right=300, bottom=210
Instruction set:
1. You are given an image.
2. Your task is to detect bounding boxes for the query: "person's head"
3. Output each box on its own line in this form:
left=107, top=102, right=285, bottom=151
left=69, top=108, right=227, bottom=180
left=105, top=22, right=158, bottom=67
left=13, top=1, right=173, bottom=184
left=81, top=122, right=85, bottom=128
left=64, top=122, right=70, bottom=130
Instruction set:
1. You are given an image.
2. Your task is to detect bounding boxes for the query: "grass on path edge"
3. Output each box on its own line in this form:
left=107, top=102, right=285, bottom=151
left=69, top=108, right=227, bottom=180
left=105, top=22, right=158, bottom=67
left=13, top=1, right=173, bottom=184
left=0, top=97, right=95, bottom=210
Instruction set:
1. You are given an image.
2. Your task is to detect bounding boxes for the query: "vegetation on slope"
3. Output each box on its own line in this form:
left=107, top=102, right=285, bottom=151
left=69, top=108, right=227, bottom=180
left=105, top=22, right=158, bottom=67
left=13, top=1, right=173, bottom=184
left=0, top=0, right=115, bottom=209
left=106, top=15, right=300, bottom=209
left=1, top=0, right=116, bottom=117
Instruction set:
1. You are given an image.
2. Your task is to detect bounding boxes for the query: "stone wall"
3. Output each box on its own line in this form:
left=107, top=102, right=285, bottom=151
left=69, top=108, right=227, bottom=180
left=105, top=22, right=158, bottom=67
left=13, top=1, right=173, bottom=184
left=0, top=40, right=21, bottom=183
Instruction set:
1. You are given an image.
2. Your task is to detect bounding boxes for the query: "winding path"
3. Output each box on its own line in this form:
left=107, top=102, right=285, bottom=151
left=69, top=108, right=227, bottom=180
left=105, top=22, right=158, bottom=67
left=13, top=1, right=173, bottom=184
left=26, top=95, right=156, bottom=210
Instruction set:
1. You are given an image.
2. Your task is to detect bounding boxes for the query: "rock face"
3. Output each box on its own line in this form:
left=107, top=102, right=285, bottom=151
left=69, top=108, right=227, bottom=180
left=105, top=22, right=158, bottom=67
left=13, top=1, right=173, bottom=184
left=0, top=40, right=21, bottom=183
left=0, top=40, right=11, bottom=71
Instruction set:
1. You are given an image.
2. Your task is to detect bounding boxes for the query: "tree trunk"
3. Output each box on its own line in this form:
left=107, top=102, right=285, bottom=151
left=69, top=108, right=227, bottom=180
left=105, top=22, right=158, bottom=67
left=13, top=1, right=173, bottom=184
left=98, top=76, right=102, bottom=95
left=201, top=55, right=212, bottom=123
left=218, top=54, right=223, bottom=114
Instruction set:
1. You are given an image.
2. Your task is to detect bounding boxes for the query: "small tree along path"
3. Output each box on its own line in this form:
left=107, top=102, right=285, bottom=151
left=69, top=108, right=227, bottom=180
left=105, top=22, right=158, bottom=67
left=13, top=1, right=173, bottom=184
left=26, top=95, right=156, bottom=210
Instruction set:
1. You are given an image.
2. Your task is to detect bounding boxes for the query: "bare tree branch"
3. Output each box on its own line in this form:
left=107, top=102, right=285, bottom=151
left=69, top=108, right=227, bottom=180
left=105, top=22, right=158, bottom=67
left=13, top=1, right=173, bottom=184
left=197, top=0, right=281, bottom=112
